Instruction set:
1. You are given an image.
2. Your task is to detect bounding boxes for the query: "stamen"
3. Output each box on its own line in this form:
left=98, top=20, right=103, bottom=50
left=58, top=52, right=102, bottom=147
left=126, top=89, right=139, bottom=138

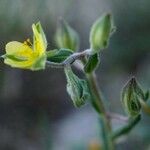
left=24, top=38, right=32, bottom=46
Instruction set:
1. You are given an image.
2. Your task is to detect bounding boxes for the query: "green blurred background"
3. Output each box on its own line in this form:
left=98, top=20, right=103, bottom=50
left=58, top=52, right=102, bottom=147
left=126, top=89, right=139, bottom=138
left=0, top=0, right=150, bottom=150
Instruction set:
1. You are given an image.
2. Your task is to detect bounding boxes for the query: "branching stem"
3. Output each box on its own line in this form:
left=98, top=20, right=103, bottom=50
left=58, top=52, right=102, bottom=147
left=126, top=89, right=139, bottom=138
left=46, top=49, right=115, bottom=150
left=86, top=72, right=114, bottom=150
left=46, top=49, right=91, bottom=68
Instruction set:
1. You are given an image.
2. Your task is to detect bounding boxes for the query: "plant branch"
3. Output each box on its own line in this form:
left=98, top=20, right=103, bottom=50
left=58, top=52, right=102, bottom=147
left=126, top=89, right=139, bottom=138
left=86, top=72, right=114, bottom=150
left=111, top=115, right=141, bottom=140
left=106, top=112, right=128, bottom=122
left=46, top=49, right=91, bottom=68
left=86, top=72, right=106, bottom=114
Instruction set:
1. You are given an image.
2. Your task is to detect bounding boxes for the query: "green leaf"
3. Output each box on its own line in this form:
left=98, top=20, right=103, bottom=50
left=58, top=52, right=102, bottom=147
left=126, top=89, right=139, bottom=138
left=64, top=67, right=90, bottom=107
left=121, top=77, right=143, bottom=117
left=84, top=53, right=100, bottom=73
left=55, top=18, right=79, bottom=51
left=90, top=14, right=115, bottom=53
left=46, top=48, right=73, bottom=63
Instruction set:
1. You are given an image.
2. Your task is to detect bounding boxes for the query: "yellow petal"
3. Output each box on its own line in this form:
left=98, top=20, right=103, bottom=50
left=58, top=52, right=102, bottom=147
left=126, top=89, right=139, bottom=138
left=32, top=24, right=46, bottom=55
left=4, top=41, right=34, bottom=69
left=6, top=41, right=33, bottom=58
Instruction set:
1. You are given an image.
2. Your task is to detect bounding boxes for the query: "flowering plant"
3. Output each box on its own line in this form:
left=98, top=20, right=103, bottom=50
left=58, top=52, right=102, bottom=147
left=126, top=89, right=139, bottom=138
left=1, top=14, right=149, bottom=150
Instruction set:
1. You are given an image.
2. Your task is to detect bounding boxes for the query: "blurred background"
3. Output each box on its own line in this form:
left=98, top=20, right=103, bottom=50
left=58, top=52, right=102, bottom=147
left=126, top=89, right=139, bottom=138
left=0, top=0, right=150, bottom=149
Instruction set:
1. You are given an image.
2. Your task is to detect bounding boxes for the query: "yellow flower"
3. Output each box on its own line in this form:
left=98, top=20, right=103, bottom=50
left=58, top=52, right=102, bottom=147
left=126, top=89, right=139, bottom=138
left=4, top=22, right=47, bottom=70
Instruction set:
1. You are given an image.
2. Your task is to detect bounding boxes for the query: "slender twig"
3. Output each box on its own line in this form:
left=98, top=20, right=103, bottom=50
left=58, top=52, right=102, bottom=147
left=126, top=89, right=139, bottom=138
left=111, top=115, right=141, bottom=140
left=107, top=112, right=129, bottom=122
left=46, top=49, right=91, bottom=68
left=86, top=72, right=114, bottom=150
left=86, top=72, right=106, bottom=114
left=99, top=115, right=114, bottom=150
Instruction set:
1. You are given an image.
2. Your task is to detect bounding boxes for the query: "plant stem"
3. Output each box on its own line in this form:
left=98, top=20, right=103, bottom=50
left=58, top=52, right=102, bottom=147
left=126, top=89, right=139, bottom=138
left=46, top=49, right=91, bottom=68
left=86, top=72, right=114, bottom=150
left=106, top=112, right=128, bottom=122
left=86, top=72, right=105, bottom=114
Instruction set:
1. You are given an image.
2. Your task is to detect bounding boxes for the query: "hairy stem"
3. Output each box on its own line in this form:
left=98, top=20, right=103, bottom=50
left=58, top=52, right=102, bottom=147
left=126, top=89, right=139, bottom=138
left=86, top=72, right=114, bottom=150
left=46, top=49, right=91, bottom=68
left=86, top=72, right=105, bottom=114
left=106, top=112, right=128, bottom=122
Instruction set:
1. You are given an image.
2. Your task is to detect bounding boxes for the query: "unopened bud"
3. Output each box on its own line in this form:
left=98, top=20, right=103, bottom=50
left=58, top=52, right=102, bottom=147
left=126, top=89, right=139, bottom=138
left=90, top=14, right=115, bottom=53
left=55, top=18, right=79, bottom=51
left=121, top=77, right=144, bottom=116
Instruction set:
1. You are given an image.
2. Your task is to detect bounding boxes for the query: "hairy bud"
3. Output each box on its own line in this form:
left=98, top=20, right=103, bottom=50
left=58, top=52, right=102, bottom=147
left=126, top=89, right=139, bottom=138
left=90, top=14, right=115, bottom=53
left=55, top=18, right=79, bottom=51
left=121, top=77, right=144, bottom=116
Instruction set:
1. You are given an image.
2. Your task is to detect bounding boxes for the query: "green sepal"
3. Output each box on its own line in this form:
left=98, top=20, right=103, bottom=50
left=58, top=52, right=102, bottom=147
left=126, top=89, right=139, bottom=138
left=2, top=50, right=47, bottom=71
left=46, top=48, right=73, bottom=63
left=55, top=18, right=79, bottom=51
left=144, top=90, right=149, bottom=102
left=31, top=54, right=46, bottom=71
left=132, top=79, right=145, bottom=101
left=64, top=67, right=90, bottom=107
left=84, top=53, right=100, bottom=73
left=2, top=54, right=28, bottom=62
left=90, top=13, right=115, bottom=53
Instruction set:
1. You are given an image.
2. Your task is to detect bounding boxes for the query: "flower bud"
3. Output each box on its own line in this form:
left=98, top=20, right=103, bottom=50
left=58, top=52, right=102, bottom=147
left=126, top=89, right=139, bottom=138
left=121, top=77, right=144, bottom=116
left=90, top=14, right=115, bottom=53
left=55, top=18, right=79, bottom=51
left=64, top=67, right=89, bottom=107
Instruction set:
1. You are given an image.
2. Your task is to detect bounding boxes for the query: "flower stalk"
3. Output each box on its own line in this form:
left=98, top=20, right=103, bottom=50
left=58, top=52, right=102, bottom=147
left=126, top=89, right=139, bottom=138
left=86, top=72, right=114, bottom=150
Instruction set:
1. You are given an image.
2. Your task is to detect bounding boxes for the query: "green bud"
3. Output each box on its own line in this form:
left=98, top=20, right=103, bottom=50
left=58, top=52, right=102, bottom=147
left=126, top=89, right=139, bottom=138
left=64, top=67, right=90, bottom=107
left=90, top=14, right=115, bottom=53
left=121, top=77, right=144, bottom=117
left=55, top=18, right=79, bottom=51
